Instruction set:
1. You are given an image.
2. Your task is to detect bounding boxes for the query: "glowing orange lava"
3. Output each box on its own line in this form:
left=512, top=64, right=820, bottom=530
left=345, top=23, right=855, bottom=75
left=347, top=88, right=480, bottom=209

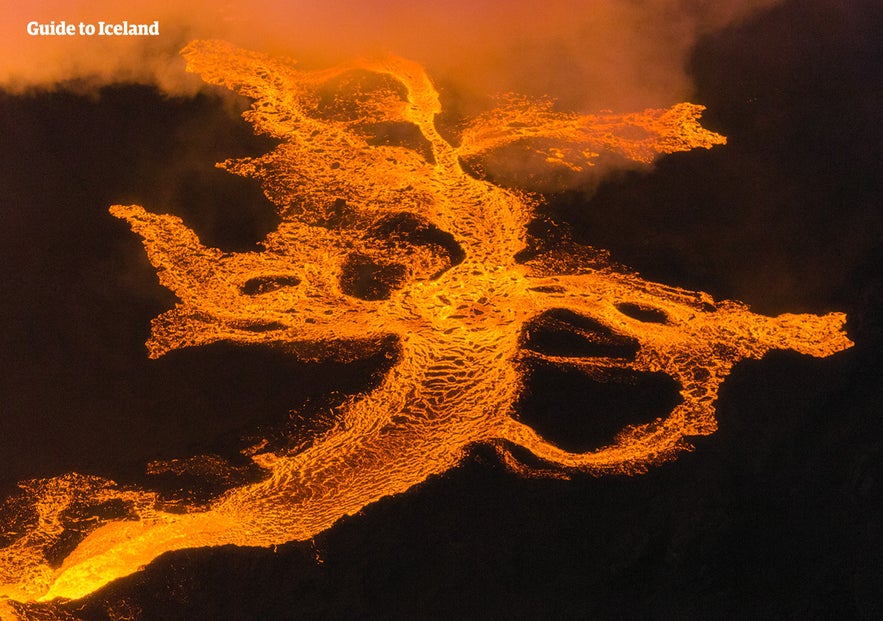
left=0, top=40, right=852, bottom=609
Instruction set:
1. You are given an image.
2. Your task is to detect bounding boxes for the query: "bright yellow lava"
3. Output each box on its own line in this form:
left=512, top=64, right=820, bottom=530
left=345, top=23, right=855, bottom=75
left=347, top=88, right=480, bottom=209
left=0, top=40, right=852, bottom=609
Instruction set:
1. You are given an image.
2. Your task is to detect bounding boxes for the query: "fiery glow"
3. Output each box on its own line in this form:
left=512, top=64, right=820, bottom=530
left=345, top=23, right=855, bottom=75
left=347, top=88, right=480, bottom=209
left=0, top=40, right=851, bottom=608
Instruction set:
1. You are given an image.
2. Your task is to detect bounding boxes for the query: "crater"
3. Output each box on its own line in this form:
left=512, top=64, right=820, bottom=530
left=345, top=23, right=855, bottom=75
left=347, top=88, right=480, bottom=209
left=339, top=253, right=408, bottom=300
left=241, top=275, right=301, bottom=295
left=360, top=121, right=436, bottom=164
left=369, top=212, right=465, bottom=269
left=517, top=360, right=683, bottom=453
left=615, top=302, right=668, bottom=324
left=522, top=309, right=640, bottom=358
left=313, top=70, right=408, bottom=122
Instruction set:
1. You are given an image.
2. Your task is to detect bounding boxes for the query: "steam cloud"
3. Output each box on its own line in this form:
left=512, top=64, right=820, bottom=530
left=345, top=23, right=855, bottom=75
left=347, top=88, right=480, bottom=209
left=3, top=0, right=781, bottom=111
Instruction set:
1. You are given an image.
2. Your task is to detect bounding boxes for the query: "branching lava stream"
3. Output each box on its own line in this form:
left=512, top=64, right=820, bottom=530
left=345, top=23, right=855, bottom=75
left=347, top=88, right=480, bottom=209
left=0, top=40, right=853, bottom=610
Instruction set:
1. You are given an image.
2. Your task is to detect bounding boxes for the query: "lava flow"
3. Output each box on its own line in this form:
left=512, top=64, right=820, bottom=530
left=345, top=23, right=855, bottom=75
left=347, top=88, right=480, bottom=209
left=0, top=40, right=852, bottom=609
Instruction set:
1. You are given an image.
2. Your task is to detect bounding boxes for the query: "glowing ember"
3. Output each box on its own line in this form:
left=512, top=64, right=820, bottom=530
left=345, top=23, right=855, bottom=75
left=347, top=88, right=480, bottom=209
left=0, top=40, right=852, bottom=606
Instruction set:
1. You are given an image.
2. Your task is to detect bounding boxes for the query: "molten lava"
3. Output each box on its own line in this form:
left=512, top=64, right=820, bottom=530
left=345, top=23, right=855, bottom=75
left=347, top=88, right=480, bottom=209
left=0, top=40, right=852, bottom=609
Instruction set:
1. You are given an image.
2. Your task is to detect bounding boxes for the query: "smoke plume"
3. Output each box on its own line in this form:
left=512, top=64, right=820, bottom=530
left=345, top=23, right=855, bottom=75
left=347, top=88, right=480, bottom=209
left=2, top=0, right=781, bottom=111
